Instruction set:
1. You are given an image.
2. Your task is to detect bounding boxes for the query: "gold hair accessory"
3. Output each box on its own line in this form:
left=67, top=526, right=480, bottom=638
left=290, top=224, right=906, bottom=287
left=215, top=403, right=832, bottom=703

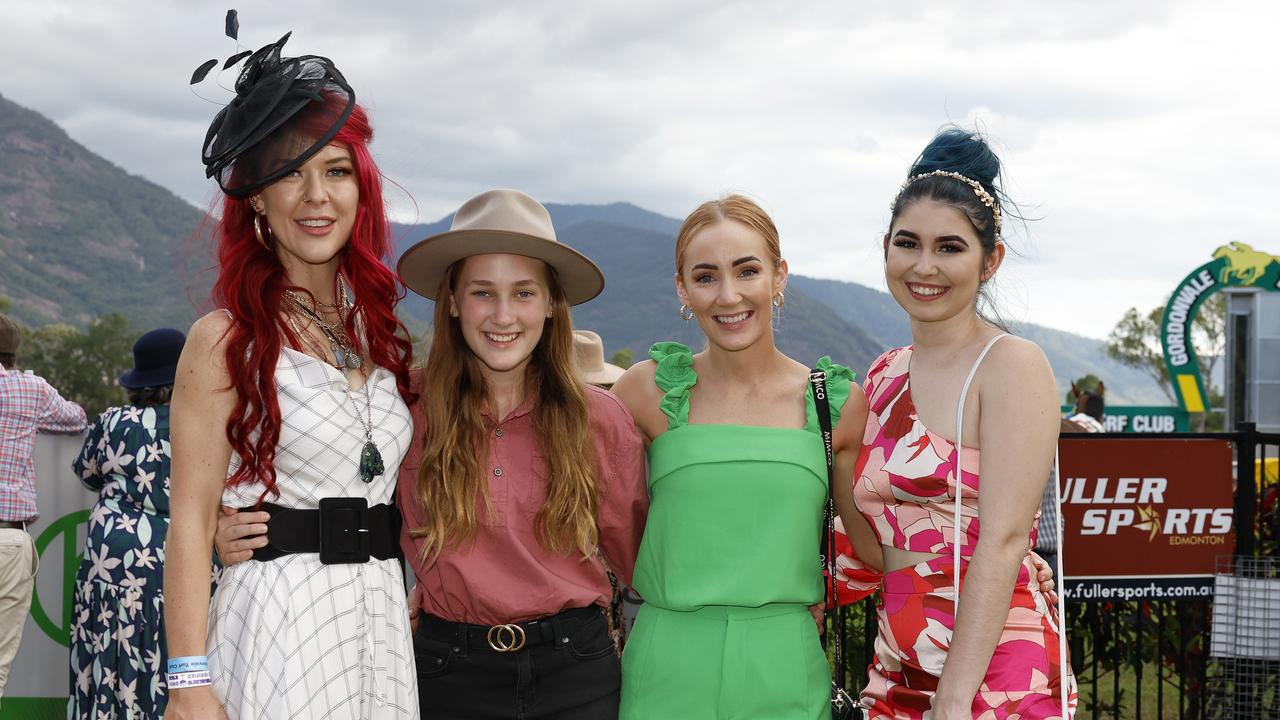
left=896, top=170, right=1002, bottom=238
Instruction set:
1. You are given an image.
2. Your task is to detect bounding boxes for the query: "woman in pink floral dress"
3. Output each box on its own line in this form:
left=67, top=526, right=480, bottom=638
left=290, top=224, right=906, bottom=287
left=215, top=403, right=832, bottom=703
left=834, top=127, right=1077, bottom=719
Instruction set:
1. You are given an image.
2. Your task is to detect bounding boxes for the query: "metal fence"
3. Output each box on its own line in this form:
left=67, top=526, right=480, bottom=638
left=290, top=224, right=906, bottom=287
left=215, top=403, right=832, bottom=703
left=832, top=422, right=1280, bottom=719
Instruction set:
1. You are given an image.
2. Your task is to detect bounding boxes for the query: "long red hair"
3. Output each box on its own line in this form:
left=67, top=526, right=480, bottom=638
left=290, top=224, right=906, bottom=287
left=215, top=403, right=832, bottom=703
left=212, top=100, right=415, bottom=497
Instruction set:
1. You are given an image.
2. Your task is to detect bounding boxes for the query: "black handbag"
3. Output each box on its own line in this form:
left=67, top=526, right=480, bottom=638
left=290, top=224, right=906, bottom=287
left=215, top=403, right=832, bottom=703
left=810, top=369, right=861, bottom=720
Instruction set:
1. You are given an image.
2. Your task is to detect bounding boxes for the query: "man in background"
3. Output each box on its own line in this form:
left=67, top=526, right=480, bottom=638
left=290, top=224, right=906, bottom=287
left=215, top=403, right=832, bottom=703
left=0, top=312, right=87, bottom=699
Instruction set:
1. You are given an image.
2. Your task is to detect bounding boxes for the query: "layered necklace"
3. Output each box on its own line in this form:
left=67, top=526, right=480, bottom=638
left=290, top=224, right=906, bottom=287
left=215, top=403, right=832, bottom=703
left=283, top=277, right=362, bottom=371
left=283, top=277, right=384, bottom=483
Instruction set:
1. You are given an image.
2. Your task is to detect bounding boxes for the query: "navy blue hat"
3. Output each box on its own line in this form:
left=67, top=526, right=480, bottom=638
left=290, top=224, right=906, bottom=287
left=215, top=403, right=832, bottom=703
left=118, top=328, right=186, bottom=389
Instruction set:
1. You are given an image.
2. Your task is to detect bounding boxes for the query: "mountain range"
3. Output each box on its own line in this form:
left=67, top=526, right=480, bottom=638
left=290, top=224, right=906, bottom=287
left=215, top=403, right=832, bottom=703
left=0, top=91, right=1167, bottom=403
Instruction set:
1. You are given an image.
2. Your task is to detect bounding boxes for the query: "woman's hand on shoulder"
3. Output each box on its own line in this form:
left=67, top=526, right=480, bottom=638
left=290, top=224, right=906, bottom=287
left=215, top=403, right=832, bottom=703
left=609, top=359, right=665, bottom=442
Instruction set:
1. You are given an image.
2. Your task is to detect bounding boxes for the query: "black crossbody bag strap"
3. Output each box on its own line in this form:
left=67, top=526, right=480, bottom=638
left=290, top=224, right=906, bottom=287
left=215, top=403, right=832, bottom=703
left=809, top=370, right=848, bottom=694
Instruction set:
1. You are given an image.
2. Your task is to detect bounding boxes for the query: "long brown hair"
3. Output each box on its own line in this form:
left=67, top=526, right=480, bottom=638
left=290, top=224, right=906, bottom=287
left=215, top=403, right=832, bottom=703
left=411, top=259, right=599, bottom=563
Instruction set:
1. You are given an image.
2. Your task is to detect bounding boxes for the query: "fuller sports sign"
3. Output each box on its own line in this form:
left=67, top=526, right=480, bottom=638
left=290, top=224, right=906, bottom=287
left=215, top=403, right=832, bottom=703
left=1058, top=437, right=1234, bottom=601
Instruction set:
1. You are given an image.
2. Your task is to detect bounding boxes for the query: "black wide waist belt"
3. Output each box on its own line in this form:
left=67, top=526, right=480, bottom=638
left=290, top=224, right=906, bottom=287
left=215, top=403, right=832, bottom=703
left=241, top=498, right=402, bottom=565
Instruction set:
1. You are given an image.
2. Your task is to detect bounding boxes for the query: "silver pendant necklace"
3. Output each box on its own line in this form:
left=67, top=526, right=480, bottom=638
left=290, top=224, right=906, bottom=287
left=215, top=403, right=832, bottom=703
left=347, top=380, right=383, bottom=484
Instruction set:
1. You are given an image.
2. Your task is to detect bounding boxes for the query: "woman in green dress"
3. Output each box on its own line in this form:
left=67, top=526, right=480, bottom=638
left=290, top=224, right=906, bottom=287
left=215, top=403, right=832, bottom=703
left=611, top=195, right=871, bottom=719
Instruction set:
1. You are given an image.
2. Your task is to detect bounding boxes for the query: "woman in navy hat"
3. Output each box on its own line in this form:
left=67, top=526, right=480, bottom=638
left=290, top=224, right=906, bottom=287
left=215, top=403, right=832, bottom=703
left=68, top=328, right=194, bottom=719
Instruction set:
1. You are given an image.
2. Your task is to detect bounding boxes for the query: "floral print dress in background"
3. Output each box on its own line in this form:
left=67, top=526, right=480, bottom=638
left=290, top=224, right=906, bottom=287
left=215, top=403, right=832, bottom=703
left=68, top=404, right=180, bottom=719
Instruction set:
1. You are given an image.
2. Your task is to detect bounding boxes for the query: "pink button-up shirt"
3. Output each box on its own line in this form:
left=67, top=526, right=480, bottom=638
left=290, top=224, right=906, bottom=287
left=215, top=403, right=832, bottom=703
left=0, top=363, right=87, bottom=522
left=398, top=380, right=648, bottom=625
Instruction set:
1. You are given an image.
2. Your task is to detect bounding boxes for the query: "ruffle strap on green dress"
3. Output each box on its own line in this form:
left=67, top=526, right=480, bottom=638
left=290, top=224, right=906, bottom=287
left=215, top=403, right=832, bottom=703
left=649, top=341, right=697, bottom=430
left=806, top=355, right=854, bottom=433
left=650, top=342, right=854, bottom=433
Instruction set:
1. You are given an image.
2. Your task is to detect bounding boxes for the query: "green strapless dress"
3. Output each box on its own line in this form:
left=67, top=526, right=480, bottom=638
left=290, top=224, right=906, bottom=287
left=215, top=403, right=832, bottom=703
left=619, top=342, right=853, bottom=720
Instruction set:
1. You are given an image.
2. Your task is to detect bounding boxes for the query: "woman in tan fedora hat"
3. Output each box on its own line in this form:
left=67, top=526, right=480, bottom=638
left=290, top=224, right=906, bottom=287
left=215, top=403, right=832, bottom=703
left=395, top=189, right=648, bottom=718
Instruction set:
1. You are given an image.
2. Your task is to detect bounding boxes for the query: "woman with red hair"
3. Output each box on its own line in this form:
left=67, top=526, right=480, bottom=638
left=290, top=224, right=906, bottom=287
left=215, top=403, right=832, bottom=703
left=164, top=34, right=417, bottom=719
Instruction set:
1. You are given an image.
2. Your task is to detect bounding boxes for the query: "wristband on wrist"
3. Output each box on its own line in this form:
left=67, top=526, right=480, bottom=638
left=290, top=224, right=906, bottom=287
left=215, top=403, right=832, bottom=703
left=166, top=656, right=212, bottom=689
left=167, top=656, right=209, bottom=673
left=166, top=669, right=212, bottom=689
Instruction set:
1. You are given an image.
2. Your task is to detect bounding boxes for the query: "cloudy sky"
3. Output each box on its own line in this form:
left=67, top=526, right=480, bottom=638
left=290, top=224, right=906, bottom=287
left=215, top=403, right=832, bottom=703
left=5, top=1, right=1278, bottom=338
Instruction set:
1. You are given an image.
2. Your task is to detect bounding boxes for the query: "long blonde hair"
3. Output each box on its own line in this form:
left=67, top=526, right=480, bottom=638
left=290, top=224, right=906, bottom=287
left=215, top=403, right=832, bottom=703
left=411, top=259, right=600, bottom=563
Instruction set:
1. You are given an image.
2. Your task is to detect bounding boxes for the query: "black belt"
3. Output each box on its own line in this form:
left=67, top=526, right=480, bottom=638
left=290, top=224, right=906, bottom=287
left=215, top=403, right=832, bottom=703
left=241, top=498, right=402, bottom=564
left=419, top=606, right=604, bottom=653
left=0, top=520, right=26, bottom=530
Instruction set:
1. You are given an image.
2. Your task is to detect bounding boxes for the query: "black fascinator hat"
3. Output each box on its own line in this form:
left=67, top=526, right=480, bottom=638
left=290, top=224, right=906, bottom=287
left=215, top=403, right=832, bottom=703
left=193, top=17, right=355, bottom=198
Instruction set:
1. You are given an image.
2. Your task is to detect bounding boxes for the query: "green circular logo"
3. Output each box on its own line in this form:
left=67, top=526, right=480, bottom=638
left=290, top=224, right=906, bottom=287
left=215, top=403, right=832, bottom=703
left=30, top=510, right=90, bottom=648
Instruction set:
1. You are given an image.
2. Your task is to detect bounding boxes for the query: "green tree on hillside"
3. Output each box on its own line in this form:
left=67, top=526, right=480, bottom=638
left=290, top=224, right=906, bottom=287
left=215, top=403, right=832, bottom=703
left=1106, top=294, right=1224, bottom=429
left=17, top=314, right=134, bottom=419
left=609, top=348, right=635, bottom=369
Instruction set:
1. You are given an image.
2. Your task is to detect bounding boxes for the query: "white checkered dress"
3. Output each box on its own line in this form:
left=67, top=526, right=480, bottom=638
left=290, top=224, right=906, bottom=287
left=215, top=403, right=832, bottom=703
left=209, top=348, right=418, bottom=718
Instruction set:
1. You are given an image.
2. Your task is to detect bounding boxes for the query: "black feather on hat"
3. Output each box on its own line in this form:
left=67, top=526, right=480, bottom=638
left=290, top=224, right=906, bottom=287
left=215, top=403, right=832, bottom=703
left=193, top=20, right=355, bottom=197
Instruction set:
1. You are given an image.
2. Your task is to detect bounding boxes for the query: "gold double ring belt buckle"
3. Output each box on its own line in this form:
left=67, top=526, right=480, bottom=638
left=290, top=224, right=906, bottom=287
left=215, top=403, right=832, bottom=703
left=486, top=623, right=527, bottom=653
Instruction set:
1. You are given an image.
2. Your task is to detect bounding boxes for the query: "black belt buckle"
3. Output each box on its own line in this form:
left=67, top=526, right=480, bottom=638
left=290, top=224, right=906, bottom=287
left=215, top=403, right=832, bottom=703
left=318, top=497, right=371, bottom=564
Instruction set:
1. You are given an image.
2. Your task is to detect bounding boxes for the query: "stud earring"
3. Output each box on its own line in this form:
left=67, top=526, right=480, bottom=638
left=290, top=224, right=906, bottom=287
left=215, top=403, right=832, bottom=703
left=679, top=304, right=694, bottom=322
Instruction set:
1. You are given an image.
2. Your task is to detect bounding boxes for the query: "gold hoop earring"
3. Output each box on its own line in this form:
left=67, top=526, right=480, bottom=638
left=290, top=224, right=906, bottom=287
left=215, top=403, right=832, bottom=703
left=253, top=214, right=273, bottom=251
left=772, top=292, right=784, bottom=309
left=679, top=304, right=694, bottom=322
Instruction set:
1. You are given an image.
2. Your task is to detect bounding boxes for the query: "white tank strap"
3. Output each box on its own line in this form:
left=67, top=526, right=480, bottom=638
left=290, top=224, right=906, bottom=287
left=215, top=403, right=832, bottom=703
left=952, top=332, right=1011, bottom=607
left=947, top=332, right=1070, bottom=716
left=1053, top=445, right=1071, bottom=718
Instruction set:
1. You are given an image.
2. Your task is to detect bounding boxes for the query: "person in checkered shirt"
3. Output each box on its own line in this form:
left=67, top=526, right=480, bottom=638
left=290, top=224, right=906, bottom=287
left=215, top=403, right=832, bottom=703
left=0, top=312, right=87, bottom=698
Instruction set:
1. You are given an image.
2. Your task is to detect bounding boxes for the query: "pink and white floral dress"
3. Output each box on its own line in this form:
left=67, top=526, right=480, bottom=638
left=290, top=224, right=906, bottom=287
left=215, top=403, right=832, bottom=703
left=835, top=346, right=1077, bottom=719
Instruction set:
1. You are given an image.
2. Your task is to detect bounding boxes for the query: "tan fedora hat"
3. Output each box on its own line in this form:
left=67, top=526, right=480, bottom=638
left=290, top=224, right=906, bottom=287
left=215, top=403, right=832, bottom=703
left=398, top=189, right=604, bottom=305
left=573, top=330, right=625, bottom=387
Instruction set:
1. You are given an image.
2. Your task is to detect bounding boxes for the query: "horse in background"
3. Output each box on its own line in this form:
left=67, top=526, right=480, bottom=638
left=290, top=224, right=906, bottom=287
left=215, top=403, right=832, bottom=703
left=1064, top=380, right=1105, bottom=433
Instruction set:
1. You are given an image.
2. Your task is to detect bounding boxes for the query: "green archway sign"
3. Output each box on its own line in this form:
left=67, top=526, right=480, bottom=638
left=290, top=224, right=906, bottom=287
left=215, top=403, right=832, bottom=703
left=1160, top=242, right=1280, bottom=413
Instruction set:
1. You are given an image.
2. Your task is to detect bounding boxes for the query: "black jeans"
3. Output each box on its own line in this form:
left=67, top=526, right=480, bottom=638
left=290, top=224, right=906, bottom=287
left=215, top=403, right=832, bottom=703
left=415, top=606, right=621, bottom=720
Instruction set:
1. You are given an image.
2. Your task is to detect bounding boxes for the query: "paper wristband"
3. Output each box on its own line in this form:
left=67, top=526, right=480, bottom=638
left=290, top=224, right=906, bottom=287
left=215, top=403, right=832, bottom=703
left=167, top=656, right=209, bottom=673
left=167, top=669, right=212, bottom=689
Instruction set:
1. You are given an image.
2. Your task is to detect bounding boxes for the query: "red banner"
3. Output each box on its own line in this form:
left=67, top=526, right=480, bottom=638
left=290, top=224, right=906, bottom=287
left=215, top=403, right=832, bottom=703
left=1058, top=438, right=1234, bottom=601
